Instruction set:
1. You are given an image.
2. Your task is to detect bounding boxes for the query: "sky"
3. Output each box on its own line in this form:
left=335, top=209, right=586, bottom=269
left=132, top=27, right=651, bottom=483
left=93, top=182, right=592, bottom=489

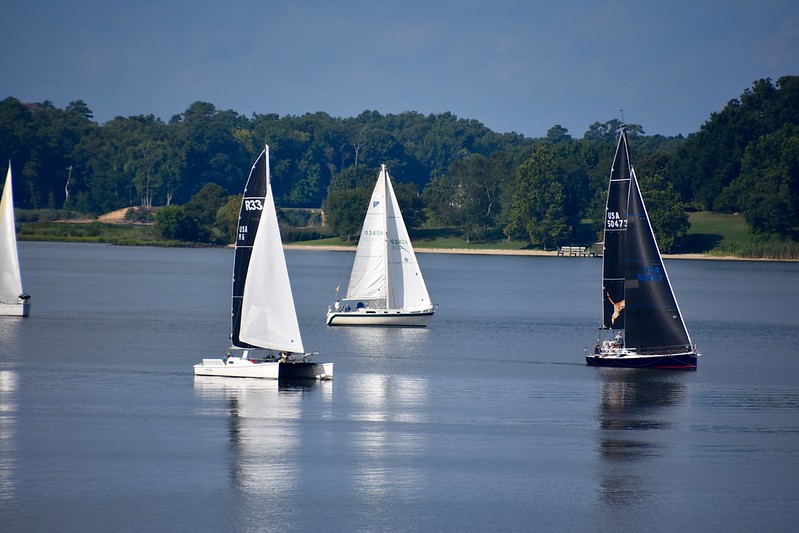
left=3, top=0, right=798, bottom=138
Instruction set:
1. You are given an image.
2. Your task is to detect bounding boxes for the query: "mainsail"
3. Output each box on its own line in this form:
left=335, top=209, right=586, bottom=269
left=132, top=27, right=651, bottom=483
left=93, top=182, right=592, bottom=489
left=601, top=130, right=692, bottom=353
left=231, top=147, right=304, bottom=353
left=601, top=133, right=631, bottom=330
left=0, top=164, right=24, bottom=305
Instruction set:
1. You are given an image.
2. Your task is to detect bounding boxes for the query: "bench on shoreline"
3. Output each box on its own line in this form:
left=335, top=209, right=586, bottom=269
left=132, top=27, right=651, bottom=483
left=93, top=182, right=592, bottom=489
left=557, top=245, right=594, bottom=257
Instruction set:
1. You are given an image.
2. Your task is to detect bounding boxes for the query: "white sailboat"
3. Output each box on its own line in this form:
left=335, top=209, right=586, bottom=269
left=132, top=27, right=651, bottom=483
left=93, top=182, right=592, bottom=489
left=0, top=163, right=30, bottom=317
left=326, top=164, right=434, bottom=327
left=194, top=146, right=332, bottom=380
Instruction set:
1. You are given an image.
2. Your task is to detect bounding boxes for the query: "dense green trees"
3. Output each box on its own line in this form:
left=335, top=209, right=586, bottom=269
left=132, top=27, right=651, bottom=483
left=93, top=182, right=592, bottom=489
left=505, top=145, right=569, bottom=250
left=2, top=75, right=798, bottom=249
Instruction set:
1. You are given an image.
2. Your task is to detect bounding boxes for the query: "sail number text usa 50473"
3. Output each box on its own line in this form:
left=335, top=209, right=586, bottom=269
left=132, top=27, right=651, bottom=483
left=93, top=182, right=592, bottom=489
left=606, top=211, right=627, bottom=229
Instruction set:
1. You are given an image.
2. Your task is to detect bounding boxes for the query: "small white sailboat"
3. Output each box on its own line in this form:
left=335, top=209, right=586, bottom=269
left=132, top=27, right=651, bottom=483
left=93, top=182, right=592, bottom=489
left=0, top=163, right=30, bottom=317
left=326, top=164, right=434, bottom=327
left=194, top=146, right=332, bottom=380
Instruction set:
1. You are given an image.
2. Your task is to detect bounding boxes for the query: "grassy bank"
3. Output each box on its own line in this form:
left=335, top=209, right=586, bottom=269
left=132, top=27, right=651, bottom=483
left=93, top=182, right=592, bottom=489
left=679, top=211, right=749, bottom=251
left=18, top=221, right=185, bottom=247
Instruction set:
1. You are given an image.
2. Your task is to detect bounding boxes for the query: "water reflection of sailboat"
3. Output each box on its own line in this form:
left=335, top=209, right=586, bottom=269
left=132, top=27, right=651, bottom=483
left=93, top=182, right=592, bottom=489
left=337, top=326, right=429, bottom=362
left=596, top=369, right=686, bottom=506
left=0, top=370, right=18, bottom=503
left=193, top=376, right=332, bottom=494
left=347, top=374, right=429, bottom=497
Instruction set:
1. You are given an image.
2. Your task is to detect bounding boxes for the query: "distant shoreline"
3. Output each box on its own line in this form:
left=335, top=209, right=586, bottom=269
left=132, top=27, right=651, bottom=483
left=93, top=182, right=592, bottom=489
left=283, top=244, right=785, bottom=261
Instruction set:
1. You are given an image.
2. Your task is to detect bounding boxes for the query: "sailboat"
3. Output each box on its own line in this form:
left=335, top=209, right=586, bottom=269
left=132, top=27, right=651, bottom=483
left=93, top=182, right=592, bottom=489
left=586, top=128, right=699, bottom=370
left=326, top=164, right=434, bottom=327
left=194, top=146, right=332, bottom=380
left=0, top=163, right=31, bottom=317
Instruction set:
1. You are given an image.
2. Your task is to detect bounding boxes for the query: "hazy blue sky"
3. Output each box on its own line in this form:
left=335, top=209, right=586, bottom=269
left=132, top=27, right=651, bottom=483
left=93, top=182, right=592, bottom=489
left=3, top=0, right=797, bottom=138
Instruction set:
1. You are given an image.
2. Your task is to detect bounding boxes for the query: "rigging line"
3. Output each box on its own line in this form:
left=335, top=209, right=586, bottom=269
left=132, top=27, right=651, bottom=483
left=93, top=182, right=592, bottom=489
left=334, top=246, right=355, bottom=298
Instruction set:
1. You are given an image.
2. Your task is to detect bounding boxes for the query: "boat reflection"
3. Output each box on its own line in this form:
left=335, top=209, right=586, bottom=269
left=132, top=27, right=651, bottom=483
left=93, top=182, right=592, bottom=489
left=595, top=369, right=687, bottom=506
left=0, top=319, right=23, bottom=360
left=347, top=373, right=429, bottom=498
left=337, top=326, right=429, bottom=361
left=193, top=376, right=332, bottom=495
left=0, top=370, right=18, bottom=503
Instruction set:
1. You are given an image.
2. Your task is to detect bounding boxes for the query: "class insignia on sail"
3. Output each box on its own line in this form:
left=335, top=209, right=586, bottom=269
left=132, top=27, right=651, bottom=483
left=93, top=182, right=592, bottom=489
left=586, top=128, right=699, bottom=370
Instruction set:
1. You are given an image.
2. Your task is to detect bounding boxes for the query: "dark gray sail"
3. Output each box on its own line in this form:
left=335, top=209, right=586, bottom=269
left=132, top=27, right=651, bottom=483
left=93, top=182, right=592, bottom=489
left=623, top=166, right=692, bottom=353
left=230, top=149, right=268, bottom=348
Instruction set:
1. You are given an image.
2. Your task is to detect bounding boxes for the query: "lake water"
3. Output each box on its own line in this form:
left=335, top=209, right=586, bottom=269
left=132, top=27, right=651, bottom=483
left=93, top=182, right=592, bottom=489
left=2, top=241, right=798, bottom=532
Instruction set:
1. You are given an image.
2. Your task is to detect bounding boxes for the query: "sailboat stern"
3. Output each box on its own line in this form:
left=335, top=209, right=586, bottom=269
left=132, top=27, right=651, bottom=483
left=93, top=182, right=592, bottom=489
left=0, top=295, right=30, bottom=317
left=279, top=361, right=333, bottom=380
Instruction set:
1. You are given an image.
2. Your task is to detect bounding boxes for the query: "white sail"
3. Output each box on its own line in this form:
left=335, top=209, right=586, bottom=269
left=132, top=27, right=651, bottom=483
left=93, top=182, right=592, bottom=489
left=384, top=171, right=431, bottom=310
left=345, top=166, right=390, bottom=303
left=0, top=165, right=24, bottom=305
left=345, top=165, right=430, bottom=311
left=239, top=147, right=304, bottom=353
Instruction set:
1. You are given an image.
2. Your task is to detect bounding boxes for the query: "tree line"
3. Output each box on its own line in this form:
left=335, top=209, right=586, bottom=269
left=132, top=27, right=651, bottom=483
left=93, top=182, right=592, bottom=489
left=1, top=75, right=797, bottom=251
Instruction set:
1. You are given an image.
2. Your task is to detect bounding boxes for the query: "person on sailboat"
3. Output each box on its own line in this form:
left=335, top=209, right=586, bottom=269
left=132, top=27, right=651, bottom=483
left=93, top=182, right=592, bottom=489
left=614, top=331, right=624, bottom=348
left=334, top=299, right=340, bottom=311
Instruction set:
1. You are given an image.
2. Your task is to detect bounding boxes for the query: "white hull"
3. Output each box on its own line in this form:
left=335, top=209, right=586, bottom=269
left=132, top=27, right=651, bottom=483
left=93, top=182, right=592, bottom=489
left=326, top=308, right=434, bottom=327
left=0, top=300, right=30, bottom=317
left=193, top=356, right=332, bottom=380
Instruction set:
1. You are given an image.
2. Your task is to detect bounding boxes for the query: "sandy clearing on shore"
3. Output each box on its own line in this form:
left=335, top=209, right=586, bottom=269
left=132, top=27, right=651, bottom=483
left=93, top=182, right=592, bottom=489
left=97, top=207, right=132, bottom=222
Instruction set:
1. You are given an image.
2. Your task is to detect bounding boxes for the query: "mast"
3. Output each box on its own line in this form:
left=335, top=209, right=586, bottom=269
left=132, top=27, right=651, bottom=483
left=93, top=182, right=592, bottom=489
left=382, top=164, right=391, bottom=310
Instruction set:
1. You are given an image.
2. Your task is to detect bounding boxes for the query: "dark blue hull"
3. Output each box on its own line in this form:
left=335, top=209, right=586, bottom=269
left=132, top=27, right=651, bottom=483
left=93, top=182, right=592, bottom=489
left=585, top=352, right=698, bottom=370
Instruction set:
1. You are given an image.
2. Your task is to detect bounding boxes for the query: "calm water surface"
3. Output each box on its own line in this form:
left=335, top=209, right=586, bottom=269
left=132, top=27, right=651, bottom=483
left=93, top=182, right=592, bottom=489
left=1, top=242, right=798, bottom=532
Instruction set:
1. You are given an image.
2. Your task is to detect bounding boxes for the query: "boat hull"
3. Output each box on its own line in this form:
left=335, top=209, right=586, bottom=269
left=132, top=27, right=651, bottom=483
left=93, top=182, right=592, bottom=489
left=193, top=358, right=333, bottom=380
left=0, top=300, right=30, bottom=317
left=586, top=351, right=698, bottom=370
left=326, top=309, right=434, bottom=327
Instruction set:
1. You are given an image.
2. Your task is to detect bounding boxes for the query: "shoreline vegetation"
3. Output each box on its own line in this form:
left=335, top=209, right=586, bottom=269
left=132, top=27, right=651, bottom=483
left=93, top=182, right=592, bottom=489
left=282, top=243, right=777, bottom=262
left=14, top=207, right=798, bottom=262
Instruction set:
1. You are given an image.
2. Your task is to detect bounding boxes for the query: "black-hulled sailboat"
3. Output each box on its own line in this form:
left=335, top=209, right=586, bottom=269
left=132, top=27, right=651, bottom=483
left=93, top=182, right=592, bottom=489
left=194, top=146, right=332, bottom=380
left=586, top=128, right=699, bottom=370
